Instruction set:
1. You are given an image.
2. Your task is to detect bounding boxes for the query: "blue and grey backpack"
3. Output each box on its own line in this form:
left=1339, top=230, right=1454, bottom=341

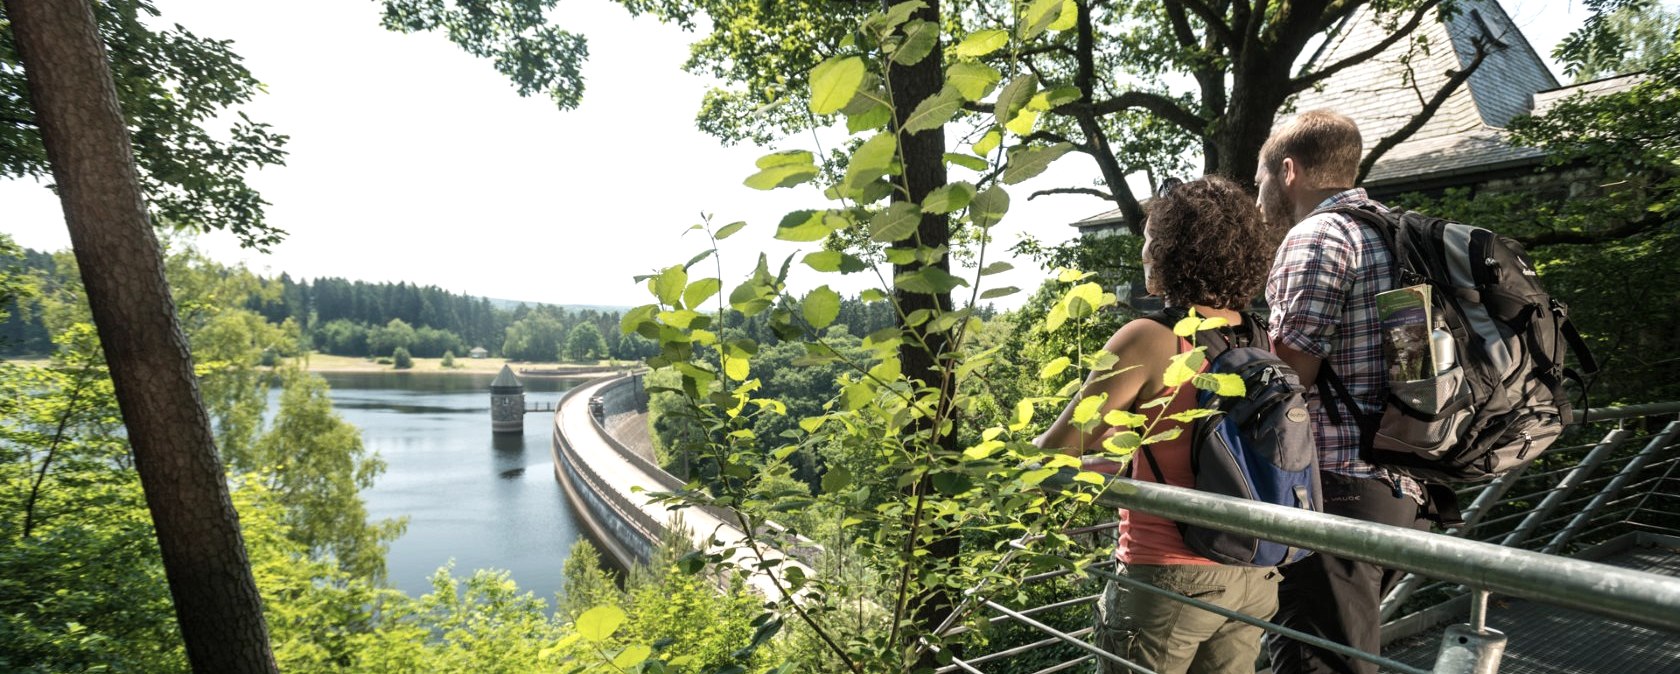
left=1138, top=308, right=1322, bottom=567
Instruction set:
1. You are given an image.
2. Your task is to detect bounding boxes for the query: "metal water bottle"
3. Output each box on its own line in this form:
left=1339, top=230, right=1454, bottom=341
left=1431, top=328, right=1456, bottom=374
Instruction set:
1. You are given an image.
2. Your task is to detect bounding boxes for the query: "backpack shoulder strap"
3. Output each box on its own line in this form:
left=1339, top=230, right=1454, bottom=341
left=1313, top=204, right=1409, bottom=288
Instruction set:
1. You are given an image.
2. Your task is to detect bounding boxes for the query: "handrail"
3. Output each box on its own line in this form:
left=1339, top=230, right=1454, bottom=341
left=1100, top=477, right=1680, bottom=632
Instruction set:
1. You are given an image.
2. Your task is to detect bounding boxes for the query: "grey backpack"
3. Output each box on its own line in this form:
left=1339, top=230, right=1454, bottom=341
left=1318, top=206, right=1599, bottom=483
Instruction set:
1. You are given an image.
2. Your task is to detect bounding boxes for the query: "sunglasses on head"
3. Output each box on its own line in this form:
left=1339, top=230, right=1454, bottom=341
left=1156, top=177, right=1184, bottom=199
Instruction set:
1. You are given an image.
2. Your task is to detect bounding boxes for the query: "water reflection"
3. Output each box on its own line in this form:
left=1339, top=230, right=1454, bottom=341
left=303, top=372, right=583, bottom=603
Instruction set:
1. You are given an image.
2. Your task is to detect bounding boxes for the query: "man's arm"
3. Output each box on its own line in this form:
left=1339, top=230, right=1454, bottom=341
left=1273, top=341, right=1321, bottom=388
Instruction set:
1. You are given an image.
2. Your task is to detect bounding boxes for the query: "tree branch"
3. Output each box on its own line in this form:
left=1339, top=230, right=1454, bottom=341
left=1516, top=213, right=1668, bottom=248
left=1358, top=36, right=1495, bottom=182
left=1029, top=186, right=1113, bottom=201
left=1080, top=91, right=1208, bottom=136
left=1165, top=0, right=1239, bottom=50
left=1071, top=1, right=1147, bottom=234
left=1289, top=0, right=1441, bottom=94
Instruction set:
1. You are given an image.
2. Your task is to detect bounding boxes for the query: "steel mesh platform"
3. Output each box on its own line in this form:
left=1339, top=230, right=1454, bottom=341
left=1383, top=540, right=1680, bottom=673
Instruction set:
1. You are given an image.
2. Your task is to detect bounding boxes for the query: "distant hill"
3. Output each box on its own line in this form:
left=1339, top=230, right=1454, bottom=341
left=483, top=298, right=635, bottom=314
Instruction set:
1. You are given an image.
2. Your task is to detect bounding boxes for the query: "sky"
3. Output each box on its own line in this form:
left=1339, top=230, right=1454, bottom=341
left=0, top=0, right=1598, bottom=311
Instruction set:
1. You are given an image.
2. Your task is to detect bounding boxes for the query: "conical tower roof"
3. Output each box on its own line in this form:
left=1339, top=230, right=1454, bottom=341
left=1288, top=0, right=1559, bottom=190
left=490, top=364, right=523, bottom=393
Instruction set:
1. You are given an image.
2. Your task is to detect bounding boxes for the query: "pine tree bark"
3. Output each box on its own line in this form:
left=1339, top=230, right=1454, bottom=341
left=3, top=0, right=278, bottom=671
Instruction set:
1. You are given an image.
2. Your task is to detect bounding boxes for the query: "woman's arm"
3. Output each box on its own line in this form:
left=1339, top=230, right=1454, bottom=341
left=1036, top=317, right=1174, bottom=456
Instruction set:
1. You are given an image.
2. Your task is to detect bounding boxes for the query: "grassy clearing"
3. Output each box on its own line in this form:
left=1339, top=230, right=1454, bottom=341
left=301, top=353, right=625, bottom=375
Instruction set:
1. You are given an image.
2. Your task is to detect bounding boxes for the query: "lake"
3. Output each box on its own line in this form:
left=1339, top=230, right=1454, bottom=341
left=312, top=371, right=583, bottom=603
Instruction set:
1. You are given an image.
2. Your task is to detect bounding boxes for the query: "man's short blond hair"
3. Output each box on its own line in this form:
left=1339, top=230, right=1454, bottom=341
left=1260, top=109, right=1363, bottom=190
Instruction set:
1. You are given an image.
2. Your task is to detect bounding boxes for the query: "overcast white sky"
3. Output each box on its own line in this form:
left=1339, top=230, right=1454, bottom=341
left=1, top=0, right=1597, bottom=310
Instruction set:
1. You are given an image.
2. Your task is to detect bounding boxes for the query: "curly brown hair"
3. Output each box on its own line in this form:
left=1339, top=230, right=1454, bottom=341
left=1143, top=175, right=1272, bottom=310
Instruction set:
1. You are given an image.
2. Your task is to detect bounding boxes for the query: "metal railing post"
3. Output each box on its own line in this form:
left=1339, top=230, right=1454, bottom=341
left=1541, top=420, right=1680, bottom=555
left=1380, top=464, right=1532, bottom=620
left=1498, top=427, right=1632, bottom=549
left=1430, top=590, right=1507, bottom=674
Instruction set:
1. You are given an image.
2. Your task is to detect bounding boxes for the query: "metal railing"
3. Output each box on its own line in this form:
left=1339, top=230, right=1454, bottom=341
left=928, top=402, right=1680, bottom=674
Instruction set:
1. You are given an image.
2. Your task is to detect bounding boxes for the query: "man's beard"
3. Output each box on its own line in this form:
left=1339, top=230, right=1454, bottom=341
left=1261, top=179, right=1296, bottom=230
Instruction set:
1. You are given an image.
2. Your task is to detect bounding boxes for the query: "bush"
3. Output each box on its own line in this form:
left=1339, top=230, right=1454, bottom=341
left=391, top=347, right=413, bottom=369
left=441, top=350, right=456, bottom=368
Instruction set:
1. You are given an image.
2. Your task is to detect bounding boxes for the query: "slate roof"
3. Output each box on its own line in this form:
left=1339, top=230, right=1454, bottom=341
left=1289, top=0, right=1559, bottom=190
left=491, top=364, right=522, bottom=391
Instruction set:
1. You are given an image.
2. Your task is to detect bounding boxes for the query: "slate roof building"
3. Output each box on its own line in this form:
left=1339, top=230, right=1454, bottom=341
left=1068, top=0, right=1639, bottom=238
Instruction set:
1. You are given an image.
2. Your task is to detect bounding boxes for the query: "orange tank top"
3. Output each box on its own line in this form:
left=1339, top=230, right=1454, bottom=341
left=1117, top=337, right=1216, bottom=566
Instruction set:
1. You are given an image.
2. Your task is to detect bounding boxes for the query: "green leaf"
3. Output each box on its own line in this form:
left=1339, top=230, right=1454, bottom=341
left=963, top=440, right=1004, bottom=460
left=620, top=304, right=656, bottom=336
left=923, top=181, right=976, bottom=214
left=1103, top=431, right=1142, bottom=453
left=683, top=278, right=720, bottom=310
left=653, top=265, right=687, bottom=307
left=894, top=266, right=969, bottom=294
left=1198, top=316, right=1230, bottom=330
left=974, top=128, right=1002, bottom=156
left=1049, top=0, right=1078, bottom=31
left=715, top=221, right=747, bottom=239
left=724, top=355, right=751, bottom=381
left=1193, top=372, right=1246, bottom=397
left=1010, top=399, right=1034, bottom=431
left=948, top=62, right=1001, bottom=101
left=980, top=261, right=1013, bottom=276
left=1002, top=142, right=1074, bottom=184
left=944, top=153, right=989, bottom=171
left=870, top=201, right=923, bottom=242
left=809, top=56, right=866, bottom=114
left=756, top=149, right=814, bottom=169
left=885, top=248, right=918, bottom=265
left=803, top=286, right=841, bottom=329
left=1168, top=407, right=1223, bottom=422
left=902, top=88, right=964, bottom=134
left=955, top=29, right=1009, bottom=57
left=1039, top=356, right=1071, bottom=380
left=892, top=19, right=939, bottom=65
left=994, top=74, right=1038, bottom=131
left=1058, top=268, right=1094, bottom=282
left=1045, top=300, right=1069, bottom=332
left=845, top=132, right=898, bottom=189
left=822, top=465, right=853, bottom=493
left=1103, top=409, right=1147, bottom=428
left=577, top=605, right=626, bottom=641
left=1173, top=315, right=1200, bottom=337
left=1071, top=392, right=1108, bottom=425
left=776, top=210, right=832, bottom=242
left=861, top=288, right=889, bottom=302
left=1143, top=427, right=1183, bottom=445
left=1163, top=354, right=1196, bottom=388
left=804, top=250, right=868, bottom=273
left=869, top=0, right=925, bottom=36
left=744, top=164, right=818, bottom=190
left=1063, top=282, right=1105, bottom=318
left=969, top=186, right=1010, bottom=228
left=614, top=645, right=653, bottom=668
left=980, top=286, right=1020, bottom=299
left=1004, top=108, right=1040, bottom=136
left=1020, top=0, right=1064, bottom=40
left=846, top=101, right=894, bottom=134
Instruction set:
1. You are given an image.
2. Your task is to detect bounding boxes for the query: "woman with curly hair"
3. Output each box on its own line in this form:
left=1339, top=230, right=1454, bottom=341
left=1038, top=175, right=1280, bottom=674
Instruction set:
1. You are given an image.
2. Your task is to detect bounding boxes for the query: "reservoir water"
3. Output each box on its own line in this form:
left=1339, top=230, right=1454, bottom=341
left=314, top=371, right=583, bottom=603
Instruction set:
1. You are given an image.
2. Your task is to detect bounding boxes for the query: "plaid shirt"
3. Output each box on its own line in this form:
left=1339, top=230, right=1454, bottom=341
left=1266, top=189, right=1422, bottom=501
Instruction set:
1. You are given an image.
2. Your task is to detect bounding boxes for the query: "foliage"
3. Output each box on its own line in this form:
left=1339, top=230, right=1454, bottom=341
left=391, top=346, right=415, bottom=369
left=1554, top=0, right=1679, bottom=80
left=441, top=350, right=457, bottom=368
left=563, top=321, right=607, bottom=362
left=0, top=0, right=288, bottom=247
left=609, top=4, right=1250, bottom=669
left=379, top=0, right=587, bottom=110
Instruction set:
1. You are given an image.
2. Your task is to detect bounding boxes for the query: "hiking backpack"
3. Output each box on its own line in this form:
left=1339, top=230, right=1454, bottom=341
left=1318, top=206, right=1600, bottom=483
left=1138, top=309, right=1322, bottom=567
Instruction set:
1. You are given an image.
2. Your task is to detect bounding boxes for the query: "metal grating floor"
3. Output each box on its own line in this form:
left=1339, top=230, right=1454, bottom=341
left=1383, top=541, right=1680, bottom=673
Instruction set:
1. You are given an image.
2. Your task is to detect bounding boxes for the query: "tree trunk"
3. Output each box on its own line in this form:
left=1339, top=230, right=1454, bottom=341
left=3, top=1, right=278, bottom=671
left=885, top=0, right=959, bottom=662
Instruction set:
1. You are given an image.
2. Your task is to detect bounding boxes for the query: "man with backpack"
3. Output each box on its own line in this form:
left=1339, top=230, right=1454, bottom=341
left=1259, top=109, right=1436, bottom=674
